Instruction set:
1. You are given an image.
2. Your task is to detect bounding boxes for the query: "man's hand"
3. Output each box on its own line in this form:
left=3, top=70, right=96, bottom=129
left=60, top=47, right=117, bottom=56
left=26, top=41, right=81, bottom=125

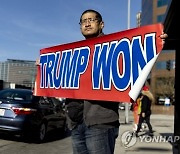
left=160, top=33, right=168, bottom=45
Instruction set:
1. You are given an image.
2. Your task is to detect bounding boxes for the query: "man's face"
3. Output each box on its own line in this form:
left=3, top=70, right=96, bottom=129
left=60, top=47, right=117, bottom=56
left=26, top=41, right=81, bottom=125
left=80, top=12, right=104, bottom=39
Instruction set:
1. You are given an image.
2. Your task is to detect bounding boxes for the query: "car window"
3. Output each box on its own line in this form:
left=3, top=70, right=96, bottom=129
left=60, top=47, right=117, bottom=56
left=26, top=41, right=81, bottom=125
left=13, top=93, right=26, bottom=100
left=50, top=98, right=61, bottom=105
left=39, top=97, right=54, bottom=107
left=50, top=97, right=65, bottom=110
left=0, top=91, right=13, bottom=99
left=0, top=90, right=32, bottom=101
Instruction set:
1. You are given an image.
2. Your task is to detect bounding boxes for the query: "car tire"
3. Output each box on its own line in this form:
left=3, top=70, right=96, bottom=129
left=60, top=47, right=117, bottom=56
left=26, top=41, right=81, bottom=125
left=36, top=122, right=47, bottom=142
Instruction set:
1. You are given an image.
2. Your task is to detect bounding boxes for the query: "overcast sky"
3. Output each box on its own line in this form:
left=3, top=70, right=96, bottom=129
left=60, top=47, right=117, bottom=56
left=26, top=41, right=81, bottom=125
left=0, top=0, right=141, bottom=62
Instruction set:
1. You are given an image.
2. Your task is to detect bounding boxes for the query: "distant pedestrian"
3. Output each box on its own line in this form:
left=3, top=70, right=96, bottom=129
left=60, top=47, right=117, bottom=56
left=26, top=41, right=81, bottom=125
left=135, top=86, right=154, bottom=137
left=131, top=93, right=143, bottom=131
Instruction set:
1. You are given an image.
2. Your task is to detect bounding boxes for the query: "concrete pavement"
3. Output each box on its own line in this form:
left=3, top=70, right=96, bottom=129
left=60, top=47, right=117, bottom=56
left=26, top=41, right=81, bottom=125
left=114, top=107, right=177, bottom=154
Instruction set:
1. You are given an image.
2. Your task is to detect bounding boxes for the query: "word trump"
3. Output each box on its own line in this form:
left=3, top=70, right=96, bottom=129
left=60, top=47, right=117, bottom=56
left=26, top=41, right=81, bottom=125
left=40, top=47, right=90, bottom=89
left=39, top=33, right=156, bottom=91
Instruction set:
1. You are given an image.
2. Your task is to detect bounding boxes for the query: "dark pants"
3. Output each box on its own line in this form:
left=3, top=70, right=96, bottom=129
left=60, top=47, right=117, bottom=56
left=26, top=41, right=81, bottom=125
left=71, top=122, right=119, bottom=154
left=136, top=114, right=153, bottom=134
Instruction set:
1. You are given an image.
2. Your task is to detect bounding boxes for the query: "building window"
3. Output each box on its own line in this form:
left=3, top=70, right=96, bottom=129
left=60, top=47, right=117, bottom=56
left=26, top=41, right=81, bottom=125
left=157, top=14, right=165, bottom=22
left=171, top=60, right=175, bottom=69
left=162, top=49, right=175, bottom=53
left=156, top=60, right=175, bottom=70
left=156, top=61, right=166, bottom=70
left=157, top=0, right=169, bottom=7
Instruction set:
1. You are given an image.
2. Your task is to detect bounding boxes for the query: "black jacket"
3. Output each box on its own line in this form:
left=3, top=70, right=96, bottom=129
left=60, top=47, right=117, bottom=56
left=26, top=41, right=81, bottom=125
left=141, top=95, right=152, bottom=116
left=65, top=99, right=119, bottom=130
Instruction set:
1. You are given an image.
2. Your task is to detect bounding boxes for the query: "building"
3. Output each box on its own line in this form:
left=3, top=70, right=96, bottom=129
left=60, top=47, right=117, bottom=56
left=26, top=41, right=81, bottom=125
left=141, top=0, right=171, bottom=25
left=141, top=0, right=179, bottom=150
left=163, top=0, right=179, bottom=151
left=0, top=59, right=36, bottom=89
left=140, top=0, right=175, bottom=103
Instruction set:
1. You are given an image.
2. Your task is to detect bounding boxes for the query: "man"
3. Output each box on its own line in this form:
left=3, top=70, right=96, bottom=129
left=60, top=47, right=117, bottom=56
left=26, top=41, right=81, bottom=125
left=65, top=9, right=168, bottom=154
left=131, top=93, right=143, bottom=131
left=36, top=9, right=168, bottom=154
left=65, top=9, right=119, bottom=154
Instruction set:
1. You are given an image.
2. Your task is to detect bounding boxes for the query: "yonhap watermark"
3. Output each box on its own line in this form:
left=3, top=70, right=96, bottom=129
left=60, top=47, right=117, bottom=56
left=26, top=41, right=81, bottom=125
left=139, top=135, right=180, bottom=143
left=121, top=131, right=137, bottom=148
left=121, top=131, right=180, bottom=148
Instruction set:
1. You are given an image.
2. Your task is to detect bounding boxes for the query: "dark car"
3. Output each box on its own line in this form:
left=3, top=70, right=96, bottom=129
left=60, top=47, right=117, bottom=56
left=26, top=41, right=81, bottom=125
left=0, top=88, right=66, bottom=142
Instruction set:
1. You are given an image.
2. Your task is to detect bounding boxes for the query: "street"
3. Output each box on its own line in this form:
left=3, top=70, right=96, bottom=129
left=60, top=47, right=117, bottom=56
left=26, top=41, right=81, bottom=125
left=0, top=130, right=73, bottom=154
left=0, top=106, right=175, bottom=154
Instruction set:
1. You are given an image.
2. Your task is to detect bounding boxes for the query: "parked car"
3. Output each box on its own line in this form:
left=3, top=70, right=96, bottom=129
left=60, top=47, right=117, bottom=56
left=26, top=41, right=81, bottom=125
left=156, top=97, right=165, bottom=105
left=0, top=88, right=66, bottom=142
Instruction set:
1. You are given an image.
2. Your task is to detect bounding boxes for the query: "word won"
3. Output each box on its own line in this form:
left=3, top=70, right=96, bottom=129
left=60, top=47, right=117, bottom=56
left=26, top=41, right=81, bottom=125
left=92, top=33, right=156, bottom=91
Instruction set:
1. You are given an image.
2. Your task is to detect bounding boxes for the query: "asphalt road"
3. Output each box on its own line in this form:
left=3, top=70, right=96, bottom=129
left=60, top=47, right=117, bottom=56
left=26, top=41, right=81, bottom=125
left=0, top=106, right=174, bottom=154
left=0, top=129, right=73, bottom=154
left=0, top=110, right=127, bottom=154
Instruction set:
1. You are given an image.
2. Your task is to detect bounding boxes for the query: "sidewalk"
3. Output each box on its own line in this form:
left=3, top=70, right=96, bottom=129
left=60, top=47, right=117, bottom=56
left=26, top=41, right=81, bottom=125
left=114, top=108, right=177, bottom=154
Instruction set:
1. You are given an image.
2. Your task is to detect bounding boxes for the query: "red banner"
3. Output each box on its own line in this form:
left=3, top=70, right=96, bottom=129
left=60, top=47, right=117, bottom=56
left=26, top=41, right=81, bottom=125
left=34, top=23, right=164, bottom=102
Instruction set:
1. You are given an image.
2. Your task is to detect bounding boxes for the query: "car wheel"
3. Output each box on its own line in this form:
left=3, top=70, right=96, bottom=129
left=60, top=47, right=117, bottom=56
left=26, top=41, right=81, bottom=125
left=37, top=122, right=47, bottom=142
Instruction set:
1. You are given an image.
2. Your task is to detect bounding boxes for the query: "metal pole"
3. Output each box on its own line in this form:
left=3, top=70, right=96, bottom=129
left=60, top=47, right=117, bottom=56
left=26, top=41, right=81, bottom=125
left=125, top=103, right=129, bottom=124
left=128, top=0, right=130, bottom=29
left=125, top=0, right=130, bottom=124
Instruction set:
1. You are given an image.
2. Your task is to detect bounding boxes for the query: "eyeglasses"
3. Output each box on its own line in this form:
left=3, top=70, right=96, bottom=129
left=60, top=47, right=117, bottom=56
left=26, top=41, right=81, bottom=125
left=79, top=18, right=99, bottom=25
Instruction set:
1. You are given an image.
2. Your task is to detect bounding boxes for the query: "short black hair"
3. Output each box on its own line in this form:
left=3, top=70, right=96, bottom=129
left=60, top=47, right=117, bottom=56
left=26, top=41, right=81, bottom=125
left=80, top=9, right=102, bottom=23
